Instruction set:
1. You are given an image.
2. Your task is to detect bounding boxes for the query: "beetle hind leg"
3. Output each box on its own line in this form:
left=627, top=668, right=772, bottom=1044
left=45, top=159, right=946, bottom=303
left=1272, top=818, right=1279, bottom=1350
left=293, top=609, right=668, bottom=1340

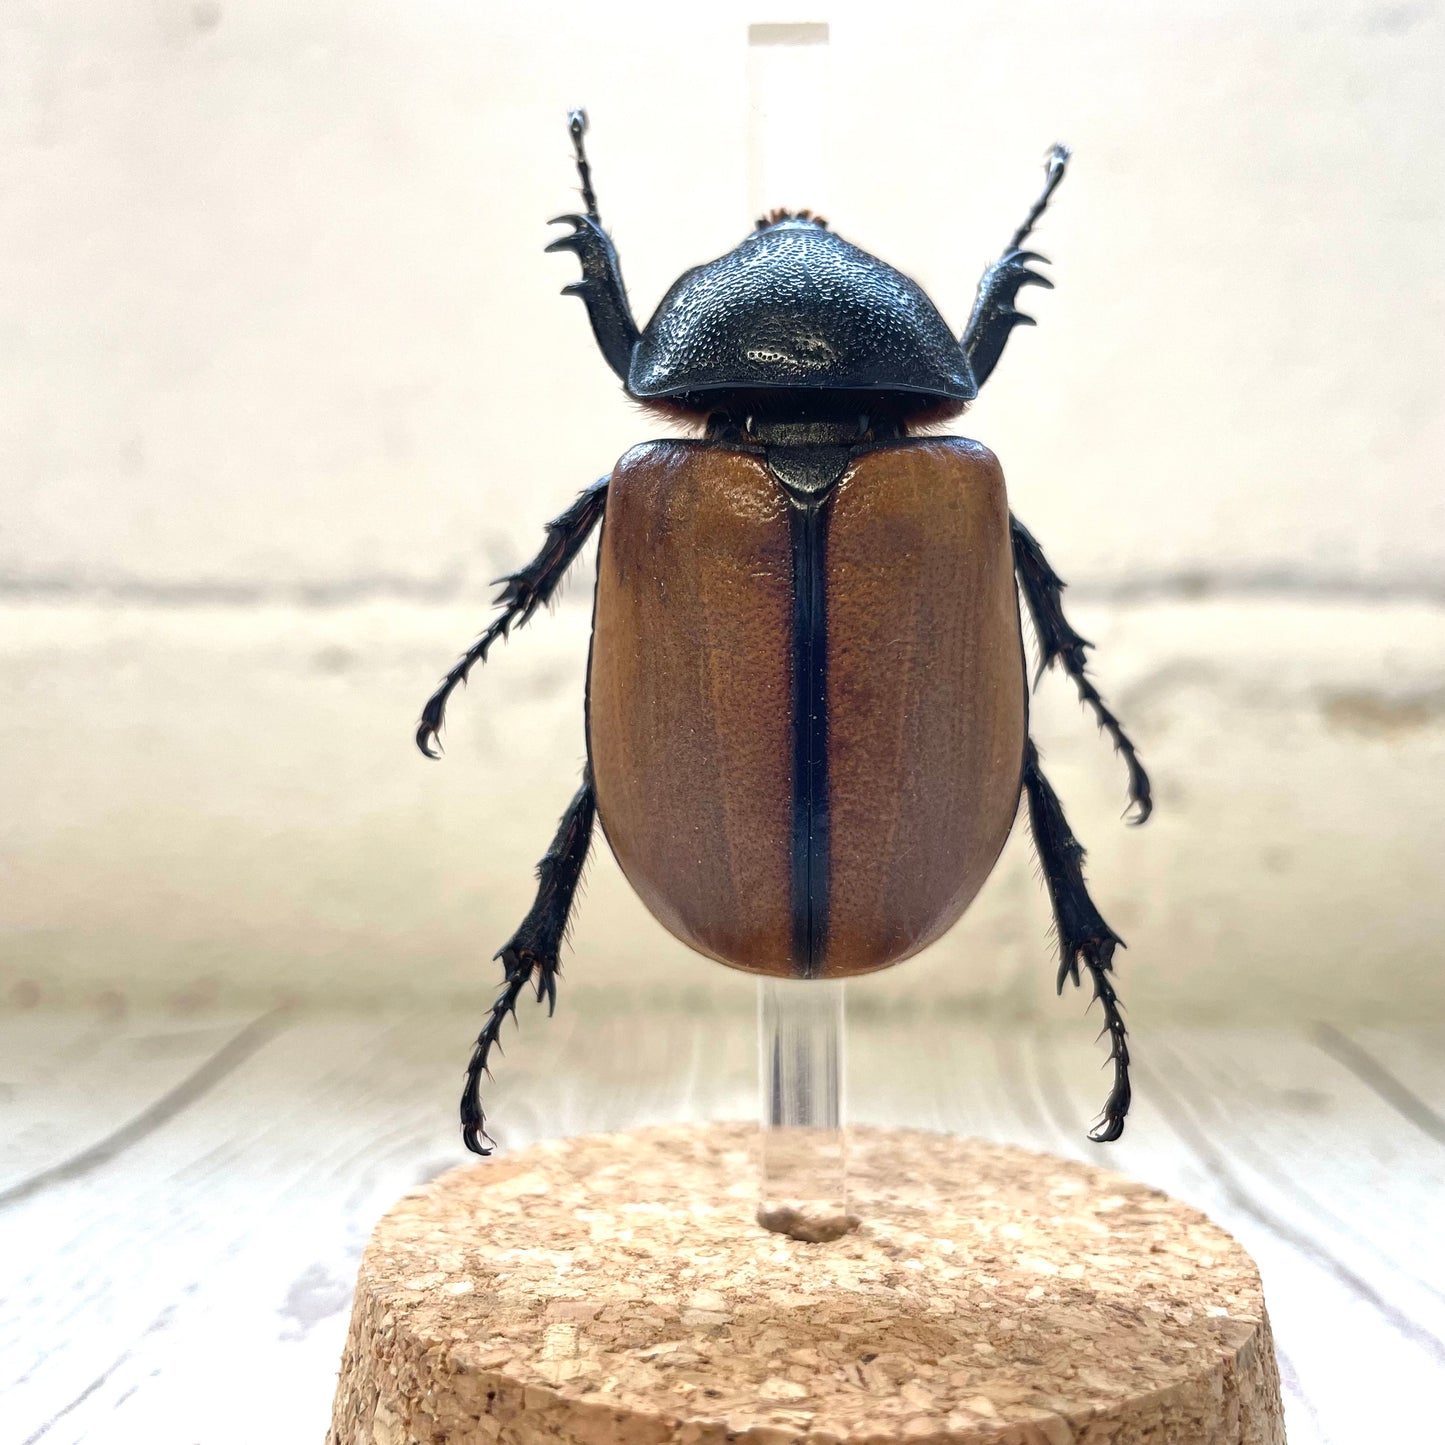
left=1021, top=738, right=1132, bottom=1143
left=460, top=769, right=597, bottom=1154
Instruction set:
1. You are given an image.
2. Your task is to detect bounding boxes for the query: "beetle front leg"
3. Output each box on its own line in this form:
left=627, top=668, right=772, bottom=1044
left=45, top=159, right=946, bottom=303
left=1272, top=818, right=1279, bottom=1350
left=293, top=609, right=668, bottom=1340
left=961, top=144, right=1069, bottom=388
left=547, top=215, right=640, bottom=384
left=545, top=111, right=640, bottom=384
left=1021, top=738, right=1131, bottom=1143
left=461, top=768, right=597, bottom=1154
left=416, top=477, right=609, bottom=757
left=1011, top=515, right=1152, bottom=824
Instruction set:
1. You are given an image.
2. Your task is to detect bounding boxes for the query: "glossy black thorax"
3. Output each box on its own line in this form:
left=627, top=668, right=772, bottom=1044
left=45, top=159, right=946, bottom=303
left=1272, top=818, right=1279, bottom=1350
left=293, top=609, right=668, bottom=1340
left=631, top=220, right=977, bottom=406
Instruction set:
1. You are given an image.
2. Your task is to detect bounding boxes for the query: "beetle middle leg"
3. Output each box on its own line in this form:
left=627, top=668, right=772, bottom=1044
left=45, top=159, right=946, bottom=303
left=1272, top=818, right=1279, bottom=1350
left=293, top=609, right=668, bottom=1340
left=1021, top=738, right=1131, bottom=1143
left=1010, top=514, right=1152, bottom=824
left=460, top=767, right=597, bottom=1154
left=416, top=477, right=609, bottom=757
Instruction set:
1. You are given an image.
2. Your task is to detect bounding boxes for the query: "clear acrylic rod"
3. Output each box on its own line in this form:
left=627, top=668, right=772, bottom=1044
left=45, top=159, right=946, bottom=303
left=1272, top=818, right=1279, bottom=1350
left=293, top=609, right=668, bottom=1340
left=757, top=977, right=855, bottom=1240
left=747, top=20, right=849, bottom=1241
left=747, top=21, right=832, bottom=225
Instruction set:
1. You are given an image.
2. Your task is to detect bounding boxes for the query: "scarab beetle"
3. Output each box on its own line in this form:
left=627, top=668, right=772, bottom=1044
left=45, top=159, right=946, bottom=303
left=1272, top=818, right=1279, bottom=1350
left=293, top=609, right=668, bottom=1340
left=419, top=112, right=1152, bottom=1155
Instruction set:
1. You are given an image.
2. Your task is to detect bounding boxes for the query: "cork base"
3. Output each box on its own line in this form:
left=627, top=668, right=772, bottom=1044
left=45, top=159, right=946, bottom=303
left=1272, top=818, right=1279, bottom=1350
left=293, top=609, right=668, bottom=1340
left=329, top=1124, right=1285, bottom=1445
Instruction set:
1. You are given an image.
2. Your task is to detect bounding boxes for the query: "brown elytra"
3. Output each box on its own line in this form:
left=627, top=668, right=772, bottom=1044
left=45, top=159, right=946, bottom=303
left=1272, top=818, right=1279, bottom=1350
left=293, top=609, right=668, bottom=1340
left=586, top=437, right=1027, bottom=978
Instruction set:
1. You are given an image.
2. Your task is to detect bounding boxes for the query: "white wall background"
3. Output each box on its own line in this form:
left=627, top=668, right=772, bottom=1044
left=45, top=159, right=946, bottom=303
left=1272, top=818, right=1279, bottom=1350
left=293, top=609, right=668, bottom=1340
left=3, top=1, right=1443, bottom=1026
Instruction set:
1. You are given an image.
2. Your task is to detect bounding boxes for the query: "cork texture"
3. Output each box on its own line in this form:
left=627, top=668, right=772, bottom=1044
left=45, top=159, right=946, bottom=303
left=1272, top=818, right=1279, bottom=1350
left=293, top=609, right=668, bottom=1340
left=328, top=1124, right=1285, bottom=1445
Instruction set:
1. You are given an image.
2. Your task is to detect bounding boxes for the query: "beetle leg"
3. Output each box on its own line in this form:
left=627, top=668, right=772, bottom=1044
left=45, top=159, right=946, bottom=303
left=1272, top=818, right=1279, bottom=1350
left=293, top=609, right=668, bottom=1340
left=416, top=477, right=609, bottom=758
left=1021, top=738, right=1132, bottom=1143
left=1010, top=514, right=1152, bottom=824
left=460, top=769, right=597, bottom=1155
left=539, top=110, right=640, bottom=382
left=546, top=214, right=641, bottom=385
left=961, top=144, right=1070, bottom=388
left=566, top=108, right=602, bottom=226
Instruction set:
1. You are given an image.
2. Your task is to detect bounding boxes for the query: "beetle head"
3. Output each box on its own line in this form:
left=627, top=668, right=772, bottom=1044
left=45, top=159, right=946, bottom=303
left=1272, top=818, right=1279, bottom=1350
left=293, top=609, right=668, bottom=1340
left=629, top=215, right=977, bottom=422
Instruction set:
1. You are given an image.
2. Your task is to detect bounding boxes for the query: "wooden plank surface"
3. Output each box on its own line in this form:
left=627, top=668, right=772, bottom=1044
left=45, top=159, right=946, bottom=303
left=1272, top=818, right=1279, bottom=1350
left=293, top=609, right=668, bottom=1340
left=1, top=1007, right=1440, bottom=1444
